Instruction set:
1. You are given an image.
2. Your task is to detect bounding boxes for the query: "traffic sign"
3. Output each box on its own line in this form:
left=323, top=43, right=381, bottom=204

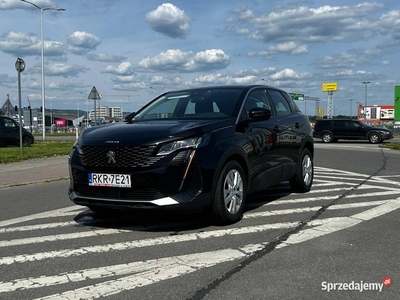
left=289, top=93, right=304, bottom=101
left=88, top=86, right=101, bottom=100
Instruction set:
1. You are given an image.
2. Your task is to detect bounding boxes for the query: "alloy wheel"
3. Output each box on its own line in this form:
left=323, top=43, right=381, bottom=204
left=223, top=169, right=244, bottom=214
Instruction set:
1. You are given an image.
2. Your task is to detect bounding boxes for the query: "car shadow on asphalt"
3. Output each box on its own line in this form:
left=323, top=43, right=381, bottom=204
left=72, top=183, right=293, bottom=232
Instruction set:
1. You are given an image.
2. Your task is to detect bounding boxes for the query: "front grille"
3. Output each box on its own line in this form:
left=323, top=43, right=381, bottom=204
left=81, top=146, right=161, bottom=168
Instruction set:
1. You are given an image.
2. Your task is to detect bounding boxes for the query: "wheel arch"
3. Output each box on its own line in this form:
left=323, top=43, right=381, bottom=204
left=211, top=148, right=250, bottom=196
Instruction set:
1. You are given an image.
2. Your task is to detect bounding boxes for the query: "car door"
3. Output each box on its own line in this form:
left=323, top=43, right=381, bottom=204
left=0, top=118, right=6, bottom=146
left=266, top=89, right=306, bottom=179
left=240, top=88, right=282, bottom=191
left=3, top=117, right=19, bottom=145
left=331, top=120, right=348, bottom=138
left=346, top=120, right=366, bottom=139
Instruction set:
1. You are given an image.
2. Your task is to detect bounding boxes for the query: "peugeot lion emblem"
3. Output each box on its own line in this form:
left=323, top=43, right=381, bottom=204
left=106, top=151, right=116, bottom=164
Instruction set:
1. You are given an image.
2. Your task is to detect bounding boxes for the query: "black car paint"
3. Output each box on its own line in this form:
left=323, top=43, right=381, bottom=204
left=0, top=116, right=34, bottom=147
left=313, top=119, right=393, bottom=143
left=68, top=85, right=313, bottom=216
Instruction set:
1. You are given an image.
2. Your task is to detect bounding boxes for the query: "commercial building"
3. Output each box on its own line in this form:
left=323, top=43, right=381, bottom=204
left=88, top=106, right=123, bottom=121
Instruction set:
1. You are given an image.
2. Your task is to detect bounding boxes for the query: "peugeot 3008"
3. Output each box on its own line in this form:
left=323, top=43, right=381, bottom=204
left=68, top=85, right=314, bottom=224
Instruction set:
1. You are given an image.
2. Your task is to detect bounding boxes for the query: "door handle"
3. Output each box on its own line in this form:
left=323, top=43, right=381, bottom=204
left=274, top=126, right=282, bottom=133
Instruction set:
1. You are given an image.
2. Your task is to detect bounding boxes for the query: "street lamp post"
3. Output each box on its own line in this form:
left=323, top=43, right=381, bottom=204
left=21, top=0, right=65, bottom=141
left=15, top=58, right=26, bottom=155
left=348, top=98, right=354, bottom=119
left=362, top=81, right=370, bottom=120
left=79, top=92, right=89, bottom=127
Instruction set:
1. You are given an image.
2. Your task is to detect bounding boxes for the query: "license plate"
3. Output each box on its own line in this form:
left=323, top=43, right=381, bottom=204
left=88, top=173, right=131, bottom=188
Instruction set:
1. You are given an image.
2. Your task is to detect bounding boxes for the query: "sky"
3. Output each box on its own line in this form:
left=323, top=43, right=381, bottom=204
left=1, top=0, right=400, bottom=116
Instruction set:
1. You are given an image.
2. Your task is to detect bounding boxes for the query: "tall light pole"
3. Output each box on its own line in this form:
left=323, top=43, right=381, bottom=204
left=21, top=0, right=65, bottom=141
left=79, top=92, right=89, bottom=127
left=362, top=81, right=370, bottom=120
left=348, top=98, right=353, bottom=119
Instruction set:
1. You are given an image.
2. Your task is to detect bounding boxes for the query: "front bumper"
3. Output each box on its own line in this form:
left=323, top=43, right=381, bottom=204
left=68, top=147, right=212, bottom=211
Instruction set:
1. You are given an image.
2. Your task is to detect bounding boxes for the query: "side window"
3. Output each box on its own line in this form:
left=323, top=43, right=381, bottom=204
left=244, top=89, right=272, bottom=117
left=347, top=121, right=362, bottom=129
left=4, top=118, right=16, bottom=128
left=332, top=120, right=347, bottom=129
left=282, top=92, right=301, bottom=112
left=267, top=90, right=292, bottom=117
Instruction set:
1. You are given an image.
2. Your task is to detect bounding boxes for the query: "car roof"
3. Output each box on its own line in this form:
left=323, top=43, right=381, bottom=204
left=164, top=84, right=287, bottom=94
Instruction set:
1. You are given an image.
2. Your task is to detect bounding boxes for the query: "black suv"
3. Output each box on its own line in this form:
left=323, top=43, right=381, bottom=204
left=0, top=116, right=34, bottom=147
left=68, top=85, right=314, bottom=223
left=313, top=119, right=393, bottom=143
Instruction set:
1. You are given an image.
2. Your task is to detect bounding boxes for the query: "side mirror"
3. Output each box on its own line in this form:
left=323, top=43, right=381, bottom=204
left=249, top=108, right=272, bottom=121
left=124, top=112, right=136, bottom=122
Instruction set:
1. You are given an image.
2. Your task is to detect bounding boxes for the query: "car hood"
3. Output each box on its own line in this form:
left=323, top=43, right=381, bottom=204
left=79, top=119, right=234, bottom=146
left=366, top=126, right=392, bottom=133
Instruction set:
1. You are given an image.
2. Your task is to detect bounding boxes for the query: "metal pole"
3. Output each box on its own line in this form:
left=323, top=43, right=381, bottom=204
left=362, top=81, right=370, bottom=119
left=20, top=1, right=65, bottom=139
left=15, top=58, right=25, bottom=155
left=40, top=8, right=45, bottom=140
left=18, top=68, right=23, bottom=155
left=94, top=96, right=97, bottom=126
left=348, top=98, right=353, bottom=119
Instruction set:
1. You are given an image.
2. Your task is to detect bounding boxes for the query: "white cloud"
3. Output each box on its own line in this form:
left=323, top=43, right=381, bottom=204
left=138, top=49, right=229, bottom=72
left=103, top=62, right=135, bottom=76
left=66, top=31, right=101, bottom=55
left=270, top=68, right=311, bottom=80
left=146, top=3, right=191, bottom=39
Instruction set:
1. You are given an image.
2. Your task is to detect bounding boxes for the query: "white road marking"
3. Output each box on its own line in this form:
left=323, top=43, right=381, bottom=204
left=2, top=200, right=394, bottom=295
left=245, top=200, right=389, bottom=219
left=0, top=247, right=255, bottom=293
left=0, top=221, right=76, bottom=233
left=0, top=222, right=300, bottom=266
left=0, top=166, right=399, bottom=299
left=0, top=200, right=389, bottom=248
left=277, top=199, right=400, bottom=248
left=0, top=206, right=82, bottom=228
left=0, top=228, right=128, bottom=248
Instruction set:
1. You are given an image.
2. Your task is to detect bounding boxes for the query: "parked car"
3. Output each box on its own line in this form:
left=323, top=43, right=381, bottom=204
left=0, top=115, right=34, bottom=147
left=313, top=119, right=393, bottom=143
left=68, top=85, right=314, bottom=224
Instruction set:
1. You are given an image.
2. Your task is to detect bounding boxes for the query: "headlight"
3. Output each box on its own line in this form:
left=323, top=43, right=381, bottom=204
left=378, top=130, right=389, bottom=135
left=157, top=137, right=203, bottom=156
left=73, top=140, right=84, bottom=155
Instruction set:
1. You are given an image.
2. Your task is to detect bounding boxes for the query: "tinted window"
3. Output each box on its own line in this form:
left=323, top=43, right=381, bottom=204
left=315, top=120, right=332, bottom=129
left=3, top=118, right=16, bottom=128
left=332, top=120, right=347, bottom=129
left=282, top=92, right=301, bottom=112
left=243, top=89, right=272, bottom=117
left=267, top=89, right=292, bottom=117
left=133, top=88, right=243, bottom=120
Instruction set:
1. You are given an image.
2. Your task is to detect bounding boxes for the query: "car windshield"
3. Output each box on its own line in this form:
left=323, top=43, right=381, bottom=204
left=132, top=88, right=243, bottom=121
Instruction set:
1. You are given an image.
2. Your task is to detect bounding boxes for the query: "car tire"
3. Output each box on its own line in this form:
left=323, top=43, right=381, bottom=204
left=22, top=136, right=32, bottom=147
left=212, top=160, right=246, bottom=224
left=289, top=148, right=313, bottom=193
left=368, top=133, right=381, bottom=144
left=322, top=132, right=333, bottom=143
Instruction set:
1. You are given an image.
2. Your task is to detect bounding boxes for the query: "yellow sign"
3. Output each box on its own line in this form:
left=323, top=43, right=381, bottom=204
left=322, top=82, right=338, bottom=92
left=317, top=108, right=324, bottom=117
